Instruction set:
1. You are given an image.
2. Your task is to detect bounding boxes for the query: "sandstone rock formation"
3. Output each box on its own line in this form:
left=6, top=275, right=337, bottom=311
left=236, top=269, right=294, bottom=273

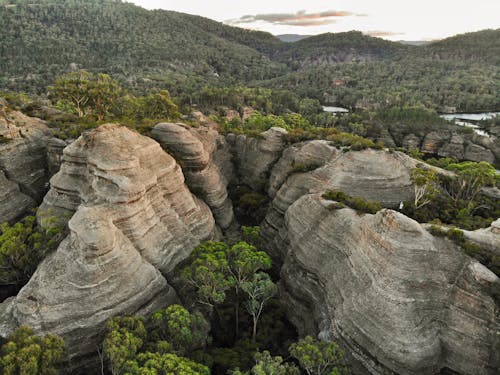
left=152, top=122, right=234, bottom=229
left=0, top=104, right=52, bottom=222
left=46, top=137, right=68, bottom=176
left=0, top=170, right=36, bottom=223
left=226, top=127, right=288, bottom=191
left=262, top=145, right=419, bottom=259
left=463, top=218, right=500, bottom=255
left=379, top=122, right=499, bottom=166
left=280, top=194, right=499, bottom=375
left=0, top=125, right=216, bottom=371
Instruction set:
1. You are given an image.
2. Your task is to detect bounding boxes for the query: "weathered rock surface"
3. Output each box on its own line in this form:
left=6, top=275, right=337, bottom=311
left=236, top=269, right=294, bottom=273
left=438, top=133, right=465, bottom=159
left=226, top=127, right=287, bottom=191
left=421, top=131, right=448, bottom=154
left=0, top=105, right=52, bottom=222
left=46, top=137, right=68, bottom=176
left=0, top=170, right=36, bottom=223
left=262, top=145, right=419, bottom=259
left=152, top=122, right=234, bottom=229
left=464, top=142, right=495, bottom=164
left=383, top=122, right=499, bottom=166
left=0, top=125, right=216, bottom=371
left=0, top=207, right=173, bottom=371
left=280, top=194, right=499, bottom=375
left=463, top=218, right=500, bottom=256
left=402, top=133, right=421, bottom=150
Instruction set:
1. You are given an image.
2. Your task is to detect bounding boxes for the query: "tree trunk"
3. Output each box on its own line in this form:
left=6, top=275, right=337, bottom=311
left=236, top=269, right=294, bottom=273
left=252, top=316, right=257, bottom=342
left=234, top=290, right=239, bottom=340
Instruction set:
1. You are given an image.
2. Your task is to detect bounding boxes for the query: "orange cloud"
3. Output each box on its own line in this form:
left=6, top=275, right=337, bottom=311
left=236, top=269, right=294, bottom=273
left=226, top=10, right=360, bottom=27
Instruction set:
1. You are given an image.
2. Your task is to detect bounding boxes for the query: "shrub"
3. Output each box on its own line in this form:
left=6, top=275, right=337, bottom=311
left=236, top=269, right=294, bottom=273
left=322, top=191, right=382, bottom=214
left=0, top=216, right=63, bottom=288
left=0, top=326, right=65, bottom=375
left=429, top=225, right=499, bottom=276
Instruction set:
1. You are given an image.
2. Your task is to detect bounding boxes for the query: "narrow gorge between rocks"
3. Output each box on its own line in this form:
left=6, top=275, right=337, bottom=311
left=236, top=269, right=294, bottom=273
left=0, top=105, right=498, bottom=375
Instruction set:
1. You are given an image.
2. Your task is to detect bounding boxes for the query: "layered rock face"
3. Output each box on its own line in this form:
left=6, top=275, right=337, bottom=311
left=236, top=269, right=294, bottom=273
left=381, top=125, right=498, bottom=166
left=0, top=105, right=52, bottom=222
left=262, top=144, right=419, bottom=259
left=280, top=194, right=499, bottom=375
left=0, top=125, right=216, bottom=370
left=152, top=122, right=234, bottom=229
left=226, top=127, right=288, bottom=191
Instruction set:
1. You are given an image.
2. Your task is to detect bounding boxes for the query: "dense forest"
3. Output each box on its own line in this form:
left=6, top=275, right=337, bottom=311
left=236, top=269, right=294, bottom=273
left=0, top=0, right=499, bottom=112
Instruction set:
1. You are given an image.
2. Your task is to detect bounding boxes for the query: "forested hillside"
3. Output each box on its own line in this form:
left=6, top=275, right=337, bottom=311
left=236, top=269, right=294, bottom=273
left=0, top=0, right=498, bottom=111
left=0, top=0, right=287, bottom=93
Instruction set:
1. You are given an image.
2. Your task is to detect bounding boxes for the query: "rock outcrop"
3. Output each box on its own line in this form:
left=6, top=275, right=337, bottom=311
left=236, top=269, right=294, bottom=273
left=377, top=123, right=499, bottom=166
left=280, top=194, right=499, bottom=375
left=152, top=122, right=235, bottom=229
left=262, top=145, right=419, bottom=259
left=226, top=127, right=288, bottom=191
left=0, top=105, right=52, bottom=222
left=0, top=170, right=36, bottom=222
left=0, top=125, right=216, bottom=371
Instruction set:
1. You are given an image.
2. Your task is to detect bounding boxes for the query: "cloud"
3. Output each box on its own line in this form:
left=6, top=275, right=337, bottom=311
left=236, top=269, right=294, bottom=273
left=365, top=30, right=404, bottom=37
left=226, top=10, right=359, bottom=27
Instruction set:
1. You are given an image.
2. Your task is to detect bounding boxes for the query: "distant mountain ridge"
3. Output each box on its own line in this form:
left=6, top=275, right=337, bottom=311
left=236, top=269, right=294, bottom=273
left=0, top=0, right=498, bottom=111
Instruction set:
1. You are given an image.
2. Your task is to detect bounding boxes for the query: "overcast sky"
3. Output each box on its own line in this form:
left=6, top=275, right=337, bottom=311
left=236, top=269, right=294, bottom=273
left=130, top=0, right=500, bottom=41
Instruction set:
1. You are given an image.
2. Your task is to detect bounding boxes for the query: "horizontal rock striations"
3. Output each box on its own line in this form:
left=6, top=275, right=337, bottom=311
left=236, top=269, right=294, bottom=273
left=0, top=207, right=173, bottom=371
left=0, top=124, right=217, bottom=371
left=0, top=170, right=36, bottom=222
left=381, top=125, right=498, bottom=166
left=280, top=194, right=499, bottom=375
left=0, top=105, right=53, bottom=222
left=152, top=122, right=235, bottom=229
left=226, top=127, right=288, bottom=191
left=262, top=145, right=419, bottom=259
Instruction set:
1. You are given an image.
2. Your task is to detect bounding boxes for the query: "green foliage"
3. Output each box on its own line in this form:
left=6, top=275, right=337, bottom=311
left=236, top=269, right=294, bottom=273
left=182, top=240, right=272, bottom=340
left=283, top=127, right=383, bottom=151
left=103, top=316, right=147, bottom=375
left=443, top=161, right=497, bottom=201
left=322, top=191, right=382, bottom=214
left=231, top=350, right=300, bottom=375
left=267, top=56, right=499, bottom=112
left=0, top=326, right=65, bottom=375
left=122, top=352, right=210, bottom=375
left=289, top=336, right=349, bottom=375
left=429, top=225, right=499, bottom=275
left=0, top=0, right=498, bottom=114
left=241, top=226, right=261, bottom=247
left=402, top=160, right=499, bottom=233
left=410, top=167, right=439, bottom=208
left=0, top=216, right=63, bottom=288
left=227, top=242, right=272, bottom=289
left=241, top=273, right=277, bottom=342
left=211, top=340, right=259, bottom=374
left=49, top=71, right=122, bottom=120
left=150, top=305, right=209, bottom=356
left=181, top=241, right=234, bottom=307
left=0, top=1, right=286, bottom=94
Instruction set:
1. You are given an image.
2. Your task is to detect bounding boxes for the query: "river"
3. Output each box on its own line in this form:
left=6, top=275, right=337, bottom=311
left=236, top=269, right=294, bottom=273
left=323, top=106, right=349, bottom=113
left=440, top=112, right=500, bottom=137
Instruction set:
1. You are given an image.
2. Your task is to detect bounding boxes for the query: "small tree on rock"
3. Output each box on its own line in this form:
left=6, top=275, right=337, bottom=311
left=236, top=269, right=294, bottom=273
left=410, top=167, right=439, bottom=209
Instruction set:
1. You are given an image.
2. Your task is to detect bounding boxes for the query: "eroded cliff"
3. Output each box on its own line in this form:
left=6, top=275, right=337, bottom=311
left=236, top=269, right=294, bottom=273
left=0, top=124, right=216, bottom=370
left=0, top=123, right=498, bottom=375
